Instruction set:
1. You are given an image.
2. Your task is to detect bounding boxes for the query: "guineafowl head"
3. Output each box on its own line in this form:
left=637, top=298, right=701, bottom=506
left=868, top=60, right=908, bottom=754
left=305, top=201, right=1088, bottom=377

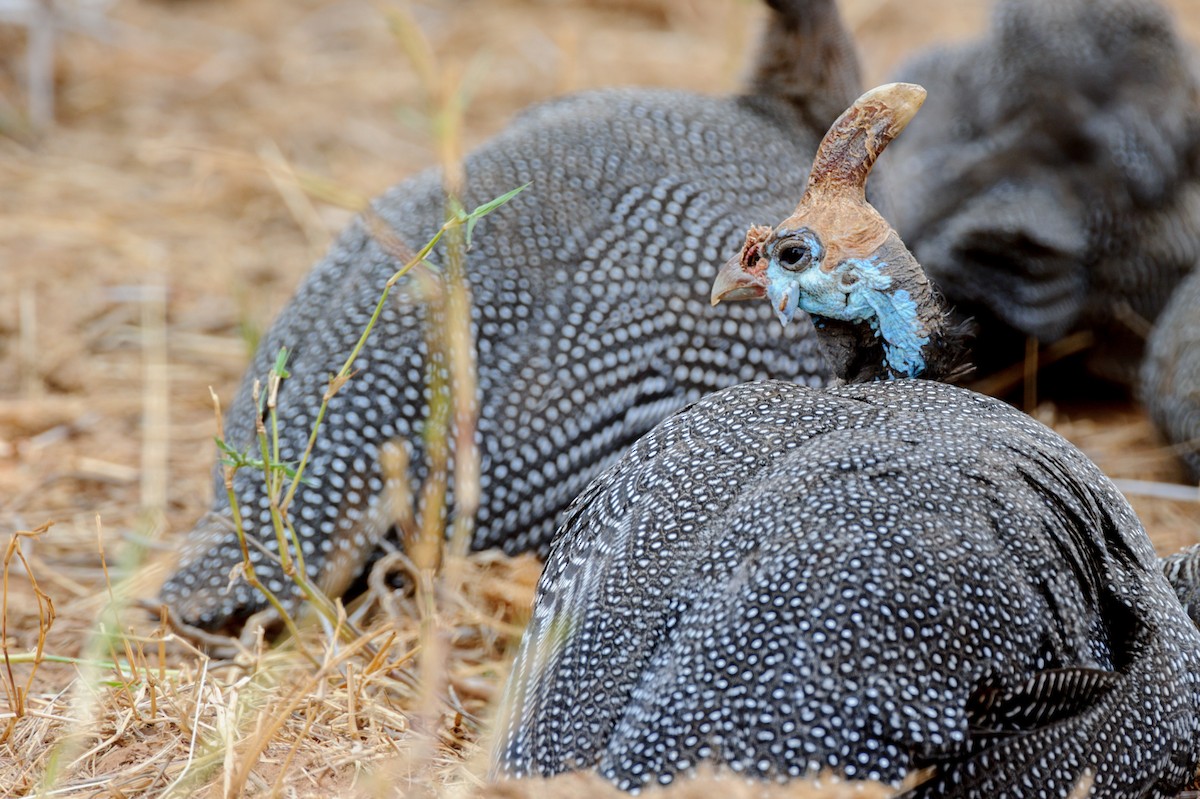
left=713, top=82, right=970, bottom=384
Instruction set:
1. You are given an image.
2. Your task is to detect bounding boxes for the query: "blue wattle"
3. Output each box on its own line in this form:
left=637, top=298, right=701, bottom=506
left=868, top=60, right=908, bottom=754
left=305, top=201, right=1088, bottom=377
left=765, top=271, right=801, bottom=326
left=865, top=288, right=929, bottom=377
left=766, top=256, right=929, bottom=377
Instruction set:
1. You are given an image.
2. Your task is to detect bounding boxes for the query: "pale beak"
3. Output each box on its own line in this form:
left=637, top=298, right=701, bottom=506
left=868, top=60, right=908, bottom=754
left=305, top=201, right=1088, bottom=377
left=711, top=252, right=768, bottom=306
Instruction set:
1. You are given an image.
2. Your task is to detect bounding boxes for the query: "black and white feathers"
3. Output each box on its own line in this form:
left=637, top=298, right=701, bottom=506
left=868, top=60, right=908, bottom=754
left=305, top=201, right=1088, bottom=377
left=494, top=379, right=1200, bottom=797
left=493, top=83, right=1200, bottom=797
left=159, top=0, right=863, bottom=632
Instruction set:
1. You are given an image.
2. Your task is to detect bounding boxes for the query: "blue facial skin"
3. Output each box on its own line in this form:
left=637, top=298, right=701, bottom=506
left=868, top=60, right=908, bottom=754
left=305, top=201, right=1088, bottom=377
left=765, top=231, right=929, bottom=378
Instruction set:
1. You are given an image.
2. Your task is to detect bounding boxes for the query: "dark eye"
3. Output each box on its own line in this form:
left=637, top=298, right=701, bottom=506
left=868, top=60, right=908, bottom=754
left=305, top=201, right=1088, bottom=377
left=777, top=243, right=812, bottom=272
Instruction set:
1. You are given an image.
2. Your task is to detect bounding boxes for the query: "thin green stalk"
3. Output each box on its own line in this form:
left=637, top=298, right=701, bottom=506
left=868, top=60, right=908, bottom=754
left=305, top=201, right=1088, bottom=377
left=221, top=480, right=310, bottom=660
left=278, top=221, right=453, bottom=517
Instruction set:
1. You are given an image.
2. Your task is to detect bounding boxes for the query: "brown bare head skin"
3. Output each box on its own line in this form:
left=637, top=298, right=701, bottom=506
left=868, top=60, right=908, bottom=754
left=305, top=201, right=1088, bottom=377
left=713, top=82, right=972, bottom=384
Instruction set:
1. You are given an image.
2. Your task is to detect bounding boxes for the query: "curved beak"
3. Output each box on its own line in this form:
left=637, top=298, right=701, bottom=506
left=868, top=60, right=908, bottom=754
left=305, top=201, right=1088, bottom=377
left=711, top=252, right=768, bottom=306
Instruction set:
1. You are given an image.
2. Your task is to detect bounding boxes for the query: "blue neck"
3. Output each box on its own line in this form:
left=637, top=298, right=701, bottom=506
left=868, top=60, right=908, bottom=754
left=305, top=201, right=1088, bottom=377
left=765, top=254, right=930, bottom=378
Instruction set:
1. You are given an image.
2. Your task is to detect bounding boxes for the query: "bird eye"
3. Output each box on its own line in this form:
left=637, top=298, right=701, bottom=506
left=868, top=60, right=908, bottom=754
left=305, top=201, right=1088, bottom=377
left=777, top=242, right=812, bottom=272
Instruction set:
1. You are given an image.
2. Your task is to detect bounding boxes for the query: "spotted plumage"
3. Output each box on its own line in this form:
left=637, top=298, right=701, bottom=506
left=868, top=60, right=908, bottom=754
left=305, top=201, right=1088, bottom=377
left=884, top=0, right=1200, bottom=384
left=1161, top=544, right=1200, bottom=629
left=495, top=380, right=1200, bottom=796
left=159, top=0, right=863, bottom=631
left=494, top=84, right=1200, bottom=796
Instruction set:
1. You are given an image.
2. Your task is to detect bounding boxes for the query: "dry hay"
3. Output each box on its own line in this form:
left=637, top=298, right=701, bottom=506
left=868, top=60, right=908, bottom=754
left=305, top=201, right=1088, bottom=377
left=2, top=0, right=1199, bottom=797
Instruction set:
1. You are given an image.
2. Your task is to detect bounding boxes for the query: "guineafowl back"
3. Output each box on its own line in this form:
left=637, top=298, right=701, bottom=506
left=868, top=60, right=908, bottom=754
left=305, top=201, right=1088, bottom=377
left=159, top=90, right=830, bottom=631
left=497, top=379, right=1200, bottom=797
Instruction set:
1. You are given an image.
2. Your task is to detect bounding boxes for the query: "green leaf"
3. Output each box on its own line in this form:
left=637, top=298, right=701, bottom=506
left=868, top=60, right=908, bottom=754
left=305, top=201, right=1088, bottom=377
left=446, top=196, right=468, bottom=223
left=273, top=346, right=291, bottom=379
left=469, top=183, right=528, bottom=219
left=465, top=183, right=528, bottom=248
left=215, top=438, right=257, bottom=469
left=215, top=437, right=250, bottom=468
left=214, top=436, right=315, bottom=485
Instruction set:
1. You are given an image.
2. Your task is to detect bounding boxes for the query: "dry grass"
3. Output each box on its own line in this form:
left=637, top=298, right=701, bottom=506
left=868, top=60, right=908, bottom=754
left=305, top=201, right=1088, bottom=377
left=2, top=0, right=1200, bottom=796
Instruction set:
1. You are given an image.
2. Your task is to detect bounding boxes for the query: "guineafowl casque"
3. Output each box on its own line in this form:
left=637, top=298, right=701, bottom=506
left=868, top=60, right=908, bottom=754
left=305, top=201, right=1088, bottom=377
left=493, top=83, right=1200, bottom=797
left=159, top=0, right=866, bottom=633
left=883, top=0, right=1200, bottom=385
left=1142, top=264, right=1200, bottom=482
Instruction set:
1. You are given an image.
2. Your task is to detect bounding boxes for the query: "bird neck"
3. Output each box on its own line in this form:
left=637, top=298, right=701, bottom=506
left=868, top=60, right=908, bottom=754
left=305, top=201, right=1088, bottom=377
left=812, top=233, right=971, bottom=384
left=813, top=312, right=970, bottom=385
left=749, top=0, right=863, bottom=131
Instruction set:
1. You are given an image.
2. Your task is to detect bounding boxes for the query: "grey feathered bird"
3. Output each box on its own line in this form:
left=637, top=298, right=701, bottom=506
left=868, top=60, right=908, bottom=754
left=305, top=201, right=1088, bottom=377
left=494, top=84, right=1200, bottom=797
left=1162, top=544, right=1200, bottom=629
left=883, top=0, right=1200, bottom=385
left=1142, top=264, right=1200, bottom=482
left=159, top=0, right=864, bottom=632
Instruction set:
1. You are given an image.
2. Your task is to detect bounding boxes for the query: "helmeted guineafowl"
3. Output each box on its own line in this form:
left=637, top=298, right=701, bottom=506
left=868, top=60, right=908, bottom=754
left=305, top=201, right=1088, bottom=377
left=493, top=83, right=1200, bottom=798
left=1142, top=264, right=1200, bottom=482
left=883, top=0, right=1200, bottom=385
left=159, top=0, right=865, bottom=632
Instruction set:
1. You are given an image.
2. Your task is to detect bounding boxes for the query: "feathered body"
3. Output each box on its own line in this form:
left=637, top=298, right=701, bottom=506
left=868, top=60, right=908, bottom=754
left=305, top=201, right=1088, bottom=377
left=497, top=380, right=1200, bottom=796
left=160, top=1, right=863, bottom=631
left=494, top=83, right=1200, bottom=797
